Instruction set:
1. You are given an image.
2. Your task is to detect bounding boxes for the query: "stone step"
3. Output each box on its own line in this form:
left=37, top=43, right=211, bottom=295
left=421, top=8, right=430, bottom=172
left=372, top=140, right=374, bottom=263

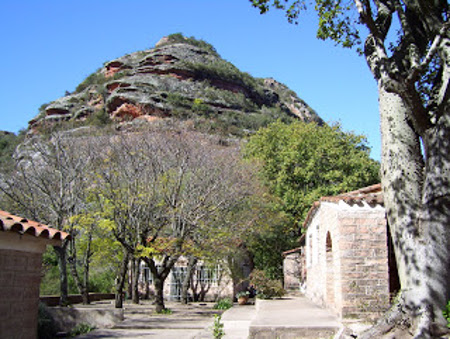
left=248, top=296, right=341, bottom=339
left=249, top=325, right=338, bottom=339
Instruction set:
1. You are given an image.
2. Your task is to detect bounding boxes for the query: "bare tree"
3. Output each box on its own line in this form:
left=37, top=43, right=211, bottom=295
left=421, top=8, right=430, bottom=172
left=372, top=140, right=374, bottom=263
left=0, top=132, right=92, bottom=305
left=89, top=126, right=255, bottom=311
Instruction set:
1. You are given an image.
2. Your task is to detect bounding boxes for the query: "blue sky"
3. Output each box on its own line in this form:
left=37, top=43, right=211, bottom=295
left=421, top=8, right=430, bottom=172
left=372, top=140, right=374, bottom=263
left=0, top=1, right=380, bottom=160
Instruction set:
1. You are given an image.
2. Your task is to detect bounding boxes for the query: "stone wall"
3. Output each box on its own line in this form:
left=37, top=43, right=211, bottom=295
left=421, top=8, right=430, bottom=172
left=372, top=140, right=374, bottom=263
left=283, top=252, right=301, bottom=291
left=0, top=248, right=43, bottom=339
left=338, top=203, right=390, bottom=319
left=305, top=201, right=390, bottom=319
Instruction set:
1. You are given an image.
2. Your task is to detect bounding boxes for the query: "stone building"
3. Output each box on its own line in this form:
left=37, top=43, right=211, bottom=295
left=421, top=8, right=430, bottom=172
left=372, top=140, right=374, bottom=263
left=284, top=184, right=399, bottom=320
left=137, top=245, right=253, bottom=302
left=0, top=210, right=70, bottom=339
left=138, top=258, right=235, bottom=302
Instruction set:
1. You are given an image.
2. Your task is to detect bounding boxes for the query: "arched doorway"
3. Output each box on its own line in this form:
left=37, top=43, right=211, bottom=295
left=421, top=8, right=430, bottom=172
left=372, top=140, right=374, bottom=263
left=325, top=231, right=335, bottom=307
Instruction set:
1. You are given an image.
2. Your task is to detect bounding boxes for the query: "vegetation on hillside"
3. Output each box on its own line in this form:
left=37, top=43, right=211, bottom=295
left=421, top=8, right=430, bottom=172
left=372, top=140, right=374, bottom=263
left=158, top=32, right=220, bottom=57
left=0, top=131, right=23, bottom=168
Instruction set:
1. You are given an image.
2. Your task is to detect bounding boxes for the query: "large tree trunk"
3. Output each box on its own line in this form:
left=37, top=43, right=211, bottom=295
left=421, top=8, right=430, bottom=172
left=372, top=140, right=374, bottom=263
left=131, top=258, right=140, bottom=304
left=181, top=256, right=197, bottom=304
left=154, top=276, right=165, bottom=313
left=115, top=251, right=129, bottom=309
left=359, top=86, right=450, bottom=338
left=53, top=245, right=69, bottom=306
left=144, top=255, right=179, bottom=313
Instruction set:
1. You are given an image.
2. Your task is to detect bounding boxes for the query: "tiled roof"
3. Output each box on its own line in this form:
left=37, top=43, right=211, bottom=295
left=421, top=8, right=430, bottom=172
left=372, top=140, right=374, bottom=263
left=302, top=184, right=383, bottom=229
left=0, top=210, right=70, bottom=241
left=319, top=183, right=383, bottom=205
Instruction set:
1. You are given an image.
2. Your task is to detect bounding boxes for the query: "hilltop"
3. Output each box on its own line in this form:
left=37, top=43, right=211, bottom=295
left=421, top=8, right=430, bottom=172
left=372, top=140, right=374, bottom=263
left=28, top=33, right=322, bottom=135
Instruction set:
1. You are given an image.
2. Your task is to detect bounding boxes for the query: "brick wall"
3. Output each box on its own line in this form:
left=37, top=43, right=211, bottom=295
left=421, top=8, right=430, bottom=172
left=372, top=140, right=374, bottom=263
left=0, top=249, right=43, bottom=339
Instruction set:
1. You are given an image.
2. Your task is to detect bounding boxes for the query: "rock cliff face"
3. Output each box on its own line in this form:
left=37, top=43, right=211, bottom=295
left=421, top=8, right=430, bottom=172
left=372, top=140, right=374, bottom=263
left=30, top=34, right=322, bottom=133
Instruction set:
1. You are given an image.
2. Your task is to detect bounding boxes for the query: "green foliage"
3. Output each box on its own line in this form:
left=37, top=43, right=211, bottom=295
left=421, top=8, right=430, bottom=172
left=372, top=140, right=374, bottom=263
left=37, top=303, right=58, bottom=339
left=251, top=0, right=305, bottom=24
left=236, top=291, right=250, bottom=298
left=156, top=308, right=173, bottom=315
left=162, top=33, right=220, bottom=57
left=192, top=98, right=210, bottom=116
left=249, top=269, right=285, bottom=299
left=213, top=314, right=225, bottom=339
left=184, top=59, right=265, bottom=102
left=247, top=226, right=294, bottom=280
left=250, top=0, right=361, bottom=49
left=0, top=131, right=23, bottom=168
left=75, top=69, right=106, bottom=93
left=86, top=109, right=112, bottom=127
left=69, top=323, right=96, bottom=337
left=443, top=300, right=450, bottom=328
left=88, top=269, right=116, bottom=293
left=244, top=120, right=380, bottom=228
left=40, top=248, right=79, bottom=295
left=213, top=298, right=233, bottom=310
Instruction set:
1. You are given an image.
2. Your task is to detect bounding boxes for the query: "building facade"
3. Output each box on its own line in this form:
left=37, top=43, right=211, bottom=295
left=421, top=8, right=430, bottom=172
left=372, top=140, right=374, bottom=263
left=0, top=210, right=69, bottom=339
left=284, top=185, right=399, bottom=320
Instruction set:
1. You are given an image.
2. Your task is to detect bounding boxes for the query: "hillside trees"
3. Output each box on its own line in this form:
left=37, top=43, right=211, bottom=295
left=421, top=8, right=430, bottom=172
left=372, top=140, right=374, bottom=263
left=251, top=1, right=449, bottom=337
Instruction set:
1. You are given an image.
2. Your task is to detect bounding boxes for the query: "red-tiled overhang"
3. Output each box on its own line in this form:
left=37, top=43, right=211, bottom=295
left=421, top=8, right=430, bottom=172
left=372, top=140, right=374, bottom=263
left=302, top=184, right=384, bottom=230
left=0, top=210, right=70, bottom=241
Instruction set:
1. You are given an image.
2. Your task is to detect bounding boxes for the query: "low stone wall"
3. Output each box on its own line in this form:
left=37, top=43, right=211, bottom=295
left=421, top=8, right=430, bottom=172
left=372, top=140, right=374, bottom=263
left=40, top=293, right=115, bottom=307
left=46, top=306, right=124, bottom=332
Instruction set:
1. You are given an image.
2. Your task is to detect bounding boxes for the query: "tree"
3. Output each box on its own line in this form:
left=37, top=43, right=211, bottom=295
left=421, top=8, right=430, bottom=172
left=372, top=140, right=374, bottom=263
left=0, top=132, right=92, bottom=305
left=90, top=126, right=254, bottom=311
left=244, top=121, right=379, bottom=279
left=251, top=1, right=449, bottom=337
left=245, top=121, right=379, bottom=226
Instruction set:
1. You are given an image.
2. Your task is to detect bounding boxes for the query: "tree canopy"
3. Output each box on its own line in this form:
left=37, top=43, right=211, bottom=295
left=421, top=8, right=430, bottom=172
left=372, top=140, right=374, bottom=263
left=244, top=121, right=380, bottom=229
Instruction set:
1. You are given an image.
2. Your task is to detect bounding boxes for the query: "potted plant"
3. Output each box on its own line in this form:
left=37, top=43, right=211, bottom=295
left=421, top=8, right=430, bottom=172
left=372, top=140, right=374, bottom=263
left=236, top=291, right=250, bottom=305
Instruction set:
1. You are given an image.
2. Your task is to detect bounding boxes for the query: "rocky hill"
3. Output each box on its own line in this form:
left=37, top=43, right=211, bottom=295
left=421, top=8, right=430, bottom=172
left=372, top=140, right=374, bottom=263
left=29, top=34, right=322, bottom=135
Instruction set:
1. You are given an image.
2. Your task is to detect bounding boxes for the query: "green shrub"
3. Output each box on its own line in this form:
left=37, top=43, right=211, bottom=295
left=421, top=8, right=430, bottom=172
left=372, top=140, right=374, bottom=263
left=249, top=269, right=285, bottom=299
left=88, top=269, right=116, bottom=293
left=86, top=109, right=112, bottom=127
left=69, top=323, right=96, bottom=337
left=213, top=297, right=233, bottom=310
left=162, top=33, right=219, bottom=56
left=443, top=300, right=450, bottom=328
left=37, top=302, right=57, bottom=339
left=212, top=314, right=225, bottom=339
left=156, top=308, right=173, bottom=315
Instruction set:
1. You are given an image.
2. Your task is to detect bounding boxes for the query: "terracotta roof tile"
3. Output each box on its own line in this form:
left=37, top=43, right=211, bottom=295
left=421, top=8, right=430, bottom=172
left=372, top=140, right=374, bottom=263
left=303, top=184, right=383, bottom=229
left=0, top=210, right=71, bottom=241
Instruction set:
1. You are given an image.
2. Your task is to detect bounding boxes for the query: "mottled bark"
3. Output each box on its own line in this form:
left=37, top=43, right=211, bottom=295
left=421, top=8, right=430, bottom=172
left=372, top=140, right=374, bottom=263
left=359, top=84, right=450, bottom=339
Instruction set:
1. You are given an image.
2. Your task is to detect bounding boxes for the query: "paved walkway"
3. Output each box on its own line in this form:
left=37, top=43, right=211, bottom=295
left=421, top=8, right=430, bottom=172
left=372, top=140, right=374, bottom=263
left=249, top=296, right=341, bottom=338
left=75, top=301, right=218, bottom=339
left=74, top=295, right=342, bottom=339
